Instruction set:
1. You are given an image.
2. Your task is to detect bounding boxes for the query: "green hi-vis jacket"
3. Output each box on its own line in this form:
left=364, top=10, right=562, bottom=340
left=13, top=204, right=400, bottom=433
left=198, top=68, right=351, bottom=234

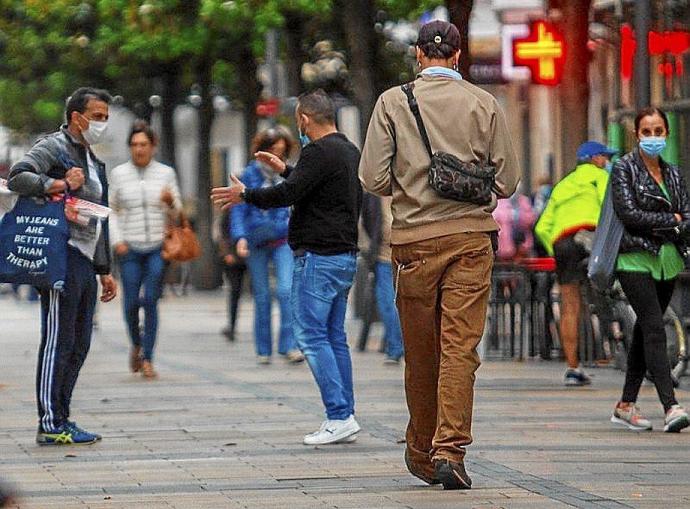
left=535, top=163, right=609, bottom=256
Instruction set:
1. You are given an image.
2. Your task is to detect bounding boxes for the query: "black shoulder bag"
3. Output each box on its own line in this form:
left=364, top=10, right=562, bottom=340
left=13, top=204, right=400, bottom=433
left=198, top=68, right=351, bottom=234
left=401, top=82, right=496, bottom=205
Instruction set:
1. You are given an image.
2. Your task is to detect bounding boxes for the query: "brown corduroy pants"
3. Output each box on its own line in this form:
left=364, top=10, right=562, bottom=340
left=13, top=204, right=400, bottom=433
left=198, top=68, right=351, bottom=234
left=392, top=232, right=493, bottom=471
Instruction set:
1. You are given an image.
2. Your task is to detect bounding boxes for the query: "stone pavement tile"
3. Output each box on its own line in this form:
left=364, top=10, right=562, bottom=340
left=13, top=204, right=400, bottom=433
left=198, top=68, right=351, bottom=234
left=78, top=496, right=173, bottom=509
left=312, top=492, right=408, bottom=508
left=385, top=488, right=574, bottom=509
left=167, top=493, right=244, bottom=509
left=5, top=496, right=85, bottom=508
left=222, top=488, right=329, bottom=508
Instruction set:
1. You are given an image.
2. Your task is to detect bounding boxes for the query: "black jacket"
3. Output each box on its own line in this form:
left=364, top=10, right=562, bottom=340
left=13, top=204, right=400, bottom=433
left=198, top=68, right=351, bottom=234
left=8, top=126, right=111, bottom=274
left=244, top=133, right=362, bottom=255
left=610, top=149, right=690, bottom=257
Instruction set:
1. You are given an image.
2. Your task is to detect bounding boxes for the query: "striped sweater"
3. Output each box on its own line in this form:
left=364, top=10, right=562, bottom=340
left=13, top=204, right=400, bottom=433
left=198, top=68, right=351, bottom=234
left=108, top=160, right=182, bottom=251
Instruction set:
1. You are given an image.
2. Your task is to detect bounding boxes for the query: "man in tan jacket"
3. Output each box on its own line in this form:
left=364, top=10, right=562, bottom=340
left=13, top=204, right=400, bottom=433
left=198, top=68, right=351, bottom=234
left=359, top=20, right=519, bottom=489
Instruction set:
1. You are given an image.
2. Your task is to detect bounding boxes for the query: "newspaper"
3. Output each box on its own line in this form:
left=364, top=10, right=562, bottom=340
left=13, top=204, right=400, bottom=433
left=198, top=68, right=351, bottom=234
left=0, top=178, right=111, bottom=223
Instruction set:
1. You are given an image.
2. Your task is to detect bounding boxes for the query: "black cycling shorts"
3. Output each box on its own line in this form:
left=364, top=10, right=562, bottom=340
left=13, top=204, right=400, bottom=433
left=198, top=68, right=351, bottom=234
left=553, top=234, right=589, bottom=285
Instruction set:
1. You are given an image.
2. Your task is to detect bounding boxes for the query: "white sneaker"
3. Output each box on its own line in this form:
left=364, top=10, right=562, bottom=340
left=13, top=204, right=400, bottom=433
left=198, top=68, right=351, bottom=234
left=303, top=415, right=360, bottom=445
left=664, top=404, right=690, bottom=433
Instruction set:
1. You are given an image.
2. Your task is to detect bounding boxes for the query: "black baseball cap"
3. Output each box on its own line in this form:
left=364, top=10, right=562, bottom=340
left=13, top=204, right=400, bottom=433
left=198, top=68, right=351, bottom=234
left=416, top=20, right=461, bottom=50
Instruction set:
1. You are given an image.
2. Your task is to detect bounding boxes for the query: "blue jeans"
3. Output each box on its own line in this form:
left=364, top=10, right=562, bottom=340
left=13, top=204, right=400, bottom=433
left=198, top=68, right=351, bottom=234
left=292, top=251, right=357, bottom=420
left=119, top=247, right=165, bottom=361
left=375, top=262, right=404, bottom=360
left=246, top=242, right=294, bottom=356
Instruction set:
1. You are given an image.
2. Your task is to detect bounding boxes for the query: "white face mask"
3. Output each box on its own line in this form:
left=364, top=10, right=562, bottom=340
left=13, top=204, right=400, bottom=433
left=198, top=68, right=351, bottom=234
left=81, top=120, right=108, bottom=145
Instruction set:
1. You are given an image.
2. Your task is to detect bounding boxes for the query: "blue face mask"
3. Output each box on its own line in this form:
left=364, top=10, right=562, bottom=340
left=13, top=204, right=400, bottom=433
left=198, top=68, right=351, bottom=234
left=605, top=161, right=613, bottom=173
left=639, top=136, right=667, bottom=157
left=298, top=125, right=311, bottom=148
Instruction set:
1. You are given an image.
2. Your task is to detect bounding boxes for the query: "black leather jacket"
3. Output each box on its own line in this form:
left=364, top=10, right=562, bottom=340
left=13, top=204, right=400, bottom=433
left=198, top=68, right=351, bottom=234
left=610, top=149, right=690, bottom=257
left=8, top=126, right=111, bottom=274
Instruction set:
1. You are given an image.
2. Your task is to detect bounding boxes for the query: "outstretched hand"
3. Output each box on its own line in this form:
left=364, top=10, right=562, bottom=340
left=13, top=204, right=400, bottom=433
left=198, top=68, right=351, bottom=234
left=211, top=175, right=246, bottom=211
left=255, top=151, right=286, bottom=174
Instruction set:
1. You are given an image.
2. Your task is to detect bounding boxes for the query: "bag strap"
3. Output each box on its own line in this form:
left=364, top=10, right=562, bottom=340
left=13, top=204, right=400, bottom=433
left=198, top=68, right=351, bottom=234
left=401, top=83, right=433, bottom=159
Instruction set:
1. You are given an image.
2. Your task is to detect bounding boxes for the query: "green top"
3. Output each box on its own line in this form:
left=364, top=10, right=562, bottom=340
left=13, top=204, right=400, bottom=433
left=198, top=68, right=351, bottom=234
left=616, top=183, right=685, bottom=280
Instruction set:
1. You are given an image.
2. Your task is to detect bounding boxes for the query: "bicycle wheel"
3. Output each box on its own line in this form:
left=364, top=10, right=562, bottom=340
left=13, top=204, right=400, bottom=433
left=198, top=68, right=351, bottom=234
left=611, top=300, right=635, bottom=372
left=665, top=305, right=685, bottom=385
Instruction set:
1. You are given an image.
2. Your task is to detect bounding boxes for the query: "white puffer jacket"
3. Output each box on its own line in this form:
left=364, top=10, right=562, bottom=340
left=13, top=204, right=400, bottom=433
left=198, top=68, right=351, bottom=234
left=108, top=160, right=182, bottom=251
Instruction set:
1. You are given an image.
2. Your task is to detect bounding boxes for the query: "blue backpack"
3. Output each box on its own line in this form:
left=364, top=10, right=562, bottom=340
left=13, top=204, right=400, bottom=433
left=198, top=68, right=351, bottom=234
left=0, top=196, right=69, bottom=291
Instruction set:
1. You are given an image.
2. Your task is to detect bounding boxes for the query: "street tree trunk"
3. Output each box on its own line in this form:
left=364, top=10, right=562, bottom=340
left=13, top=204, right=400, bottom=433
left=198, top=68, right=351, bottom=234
left=446, top=0, right=474, bottom=82
left=159, top=65, right=179, bottom=170
left=283, top=10, right=307, bottom=97
left=232, top=43, right=261, bottom=160
left=191, top=57, right=219, bottom=290
left=553, top=0, right=592, bottom=171
left=335, top=0, right=378, bottom=136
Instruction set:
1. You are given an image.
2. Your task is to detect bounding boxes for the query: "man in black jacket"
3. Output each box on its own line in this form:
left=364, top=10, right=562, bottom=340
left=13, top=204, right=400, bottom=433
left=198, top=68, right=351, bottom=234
left=212, top=90, right=363, bottom=445
left=8, top=87, right=117, bottom=445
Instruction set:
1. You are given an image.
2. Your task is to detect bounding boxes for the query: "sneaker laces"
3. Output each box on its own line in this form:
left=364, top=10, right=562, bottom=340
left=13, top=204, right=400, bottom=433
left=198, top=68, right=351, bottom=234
left=305, top=420, right=330, bottom=437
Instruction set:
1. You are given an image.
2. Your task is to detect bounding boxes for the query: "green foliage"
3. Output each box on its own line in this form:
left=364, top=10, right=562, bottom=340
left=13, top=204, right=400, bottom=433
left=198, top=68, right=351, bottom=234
left=380, top=0, right=443, bottom=19
left=0, top=0, right=439, bottom=135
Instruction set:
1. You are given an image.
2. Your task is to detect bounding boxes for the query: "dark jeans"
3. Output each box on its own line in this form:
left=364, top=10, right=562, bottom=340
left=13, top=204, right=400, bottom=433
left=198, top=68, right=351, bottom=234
left=224, top=264, right=246, bottom=333
left=119, top=247, right=165, bottom=361
left=37, top=247, right=97, bottom=432
left=617, top=272, right=678, bottom=412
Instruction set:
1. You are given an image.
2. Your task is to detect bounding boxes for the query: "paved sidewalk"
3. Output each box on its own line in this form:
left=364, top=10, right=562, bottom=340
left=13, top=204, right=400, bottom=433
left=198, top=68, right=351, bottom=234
left=1, top=289, right=689, bottom=509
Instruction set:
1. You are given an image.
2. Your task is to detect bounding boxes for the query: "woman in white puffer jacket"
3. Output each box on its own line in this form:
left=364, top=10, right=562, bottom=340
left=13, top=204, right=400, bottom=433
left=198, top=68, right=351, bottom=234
left=108, top=121, right=181, bottom=379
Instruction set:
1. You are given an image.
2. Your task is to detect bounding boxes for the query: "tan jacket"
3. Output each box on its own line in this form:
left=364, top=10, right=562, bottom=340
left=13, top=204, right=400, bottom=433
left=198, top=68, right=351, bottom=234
left=359, top=74, right=520, bottom=245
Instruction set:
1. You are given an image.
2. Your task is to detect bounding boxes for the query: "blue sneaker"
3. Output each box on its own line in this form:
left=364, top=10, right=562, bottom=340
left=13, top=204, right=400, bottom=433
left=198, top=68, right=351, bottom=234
left=36, top=423, right=98, bottom=445
left=564, top=368, right=592, bottom=386
left=67, top=421, right=102, bottom=441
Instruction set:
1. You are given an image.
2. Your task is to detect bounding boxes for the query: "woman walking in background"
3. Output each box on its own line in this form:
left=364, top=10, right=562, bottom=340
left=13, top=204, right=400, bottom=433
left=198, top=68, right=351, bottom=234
left=610, top=107, right=689, bottom=433
left=216, top=207, right=247, bottom=341
left=231, top=127, right=303, bottom=365
left=109, top=121, right=182, bottom=379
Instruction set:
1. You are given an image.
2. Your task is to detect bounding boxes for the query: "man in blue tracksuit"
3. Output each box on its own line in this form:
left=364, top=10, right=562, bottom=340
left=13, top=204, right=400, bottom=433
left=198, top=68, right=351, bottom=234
left=8, top=87, right=118, bottom=445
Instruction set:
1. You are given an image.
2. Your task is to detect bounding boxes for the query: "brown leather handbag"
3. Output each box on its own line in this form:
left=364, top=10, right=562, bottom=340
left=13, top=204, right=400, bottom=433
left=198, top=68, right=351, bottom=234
left=162, top=213, right=201, bottom=262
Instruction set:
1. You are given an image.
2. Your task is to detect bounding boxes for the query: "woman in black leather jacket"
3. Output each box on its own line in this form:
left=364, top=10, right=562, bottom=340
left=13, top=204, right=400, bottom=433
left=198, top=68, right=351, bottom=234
left=609, top=107, right=689, bottom=433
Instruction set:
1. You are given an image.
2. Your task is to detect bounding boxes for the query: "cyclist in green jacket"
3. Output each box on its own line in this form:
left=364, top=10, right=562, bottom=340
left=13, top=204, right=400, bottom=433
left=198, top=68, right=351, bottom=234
left=535, top=141, right=615, bottom=386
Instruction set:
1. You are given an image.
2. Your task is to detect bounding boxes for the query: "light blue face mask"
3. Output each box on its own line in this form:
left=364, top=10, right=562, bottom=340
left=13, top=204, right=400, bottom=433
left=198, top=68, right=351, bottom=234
left=298, top=123, right=311, bottom=148
left=299, top=131, right=311, bottom=148
left=639, top=136, right=667, bottom=157
left=605, top=161, right=613, bottom=173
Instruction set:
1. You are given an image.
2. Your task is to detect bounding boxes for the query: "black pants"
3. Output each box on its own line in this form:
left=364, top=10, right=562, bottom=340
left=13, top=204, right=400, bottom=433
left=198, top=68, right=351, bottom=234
left=618, top=272, right=678, bottom=412
left=224, top=265, right=246, bottom=333
left=37, top=247, right=97, bottom=432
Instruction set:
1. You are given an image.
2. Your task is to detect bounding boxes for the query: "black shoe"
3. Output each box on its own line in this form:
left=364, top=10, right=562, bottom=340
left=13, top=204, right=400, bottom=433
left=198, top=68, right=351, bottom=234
left=404, top=449, right=439, bottom=485
left=222, top=326, right=235, bottom=341
left=433, top=458, right=472, bottom=490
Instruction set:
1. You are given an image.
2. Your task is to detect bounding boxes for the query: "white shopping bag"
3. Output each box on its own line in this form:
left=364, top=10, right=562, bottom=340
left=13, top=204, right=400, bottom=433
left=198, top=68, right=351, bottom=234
left=0, top=178, right=18, bottom=218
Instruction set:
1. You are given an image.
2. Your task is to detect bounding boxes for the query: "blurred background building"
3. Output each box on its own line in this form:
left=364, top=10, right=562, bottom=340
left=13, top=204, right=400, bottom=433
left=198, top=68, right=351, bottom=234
left=1, top=0, right=689, bottom=289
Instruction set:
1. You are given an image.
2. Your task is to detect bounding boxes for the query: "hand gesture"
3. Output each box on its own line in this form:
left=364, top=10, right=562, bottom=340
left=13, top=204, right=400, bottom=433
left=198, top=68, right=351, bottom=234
left=236, top=238, right=250, bottom=258
left=64, top=200, right=79, bottom=223
left=255, top=151, right=287, bottom=175
left=64, top=167, right=85, bottom=192
left=211, top=175, right=246, bottom=211
left=161, top=187, right=174, bottom=207
left=114, top=242, right=129, bottom=256
left=99, top=274, right=118, bottom=302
